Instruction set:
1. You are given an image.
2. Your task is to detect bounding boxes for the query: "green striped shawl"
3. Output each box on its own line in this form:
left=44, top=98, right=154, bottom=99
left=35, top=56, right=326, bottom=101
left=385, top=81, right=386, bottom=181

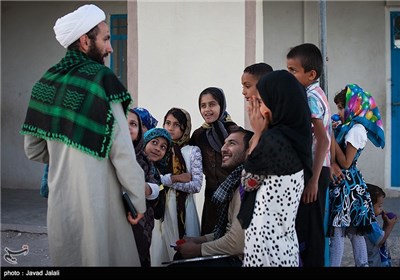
left=20, top=50, right=132, bottom=159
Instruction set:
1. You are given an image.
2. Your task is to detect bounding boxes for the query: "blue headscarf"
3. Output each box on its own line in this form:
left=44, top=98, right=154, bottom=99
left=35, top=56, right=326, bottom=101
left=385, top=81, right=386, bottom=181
left=144, top=128, right=172, bottom=173
left=133, top=107, right=158, bottom=131
left=144, top=128, right=172, bottom=149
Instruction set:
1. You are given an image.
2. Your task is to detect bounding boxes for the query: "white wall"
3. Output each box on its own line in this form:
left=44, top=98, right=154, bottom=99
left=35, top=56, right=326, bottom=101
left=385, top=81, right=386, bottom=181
left=2, top=1, right=397, bottom=196
left=136, top=1, right=246, bottom=131
left=263, top=1, right=388, bottom=190
left=135, top=1, right=247, bottom=214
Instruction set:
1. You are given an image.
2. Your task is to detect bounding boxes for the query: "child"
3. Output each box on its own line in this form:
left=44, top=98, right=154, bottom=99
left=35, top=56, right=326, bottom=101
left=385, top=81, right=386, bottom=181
left=328, top=84, right=385, bottom=267
left=365, top=183, right=398, bottom=267
left=190, top=87, right=238, bottom=235
left=127, top=108, right=161, bottom=267
left=287, top=43, right=332, bottom=266
left=141, top=128, right=173, bottom=266
left=161, top=107, right=203, bottom=239
left=237, top=70, right=313, bottom=266
left=241, top=62, right=273, bottom=102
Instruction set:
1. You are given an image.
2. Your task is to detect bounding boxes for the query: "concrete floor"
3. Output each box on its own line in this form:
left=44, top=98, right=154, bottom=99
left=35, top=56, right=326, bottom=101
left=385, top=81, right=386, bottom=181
left=1, top=188, right=399, bottom=267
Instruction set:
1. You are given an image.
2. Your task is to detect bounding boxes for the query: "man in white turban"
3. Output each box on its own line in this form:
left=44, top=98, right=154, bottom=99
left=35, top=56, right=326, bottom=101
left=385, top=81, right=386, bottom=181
left=21, top=4, right=146, bottom=266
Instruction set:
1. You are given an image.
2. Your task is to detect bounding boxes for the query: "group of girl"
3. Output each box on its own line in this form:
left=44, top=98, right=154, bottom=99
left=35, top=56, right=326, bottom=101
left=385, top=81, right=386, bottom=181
left=126, top=87, right=238, bottom=266
left=125, top=68, right=388, bottom=267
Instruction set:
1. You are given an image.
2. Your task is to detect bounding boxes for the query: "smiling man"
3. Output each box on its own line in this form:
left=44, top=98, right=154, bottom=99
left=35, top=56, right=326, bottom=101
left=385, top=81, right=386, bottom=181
left=175, top=127, right=253, bottom=266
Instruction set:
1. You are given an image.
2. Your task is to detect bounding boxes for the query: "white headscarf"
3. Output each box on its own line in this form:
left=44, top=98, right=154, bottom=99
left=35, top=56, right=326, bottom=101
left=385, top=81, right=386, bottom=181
left=53, top=4, right=106, bottom=48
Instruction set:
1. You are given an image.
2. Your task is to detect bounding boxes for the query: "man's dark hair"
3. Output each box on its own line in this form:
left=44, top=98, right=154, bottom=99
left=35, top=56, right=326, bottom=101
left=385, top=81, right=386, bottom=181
left=230, top=126, right=254, bottom=150
left=286, top=43, right=323, bottom=79
left=68, top=24, right=100, bottom=51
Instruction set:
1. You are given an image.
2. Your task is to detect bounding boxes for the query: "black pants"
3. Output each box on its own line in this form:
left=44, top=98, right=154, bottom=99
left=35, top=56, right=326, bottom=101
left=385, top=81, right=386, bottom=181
left=295, top=166, right=330, bottom=267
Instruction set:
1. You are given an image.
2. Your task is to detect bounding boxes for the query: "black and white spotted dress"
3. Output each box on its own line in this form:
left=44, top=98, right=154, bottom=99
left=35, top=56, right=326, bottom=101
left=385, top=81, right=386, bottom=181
left=242, top=170, right=304, bottom=267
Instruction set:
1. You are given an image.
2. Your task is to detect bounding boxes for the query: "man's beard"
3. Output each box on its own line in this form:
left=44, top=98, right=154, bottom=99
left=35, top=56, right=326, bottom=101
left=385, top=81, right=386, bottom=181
left=87, top=42, right=106, bottom=65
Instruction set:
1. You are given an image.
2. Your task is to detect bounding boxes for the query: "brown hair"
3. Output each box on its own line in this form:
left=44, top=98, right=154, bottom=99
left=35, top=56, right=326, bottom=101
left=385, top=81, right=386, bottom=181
left=366, top=183, right=386, bottom=205
left=334, top=87, right=347, bottom=106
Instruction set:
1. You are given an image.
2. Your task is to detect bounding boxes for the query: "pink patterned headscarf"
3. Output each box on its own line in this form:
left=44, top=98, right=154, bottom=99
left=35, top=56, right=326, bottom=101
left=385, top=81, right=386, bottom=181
left=337, top=84, right=385, bottom=148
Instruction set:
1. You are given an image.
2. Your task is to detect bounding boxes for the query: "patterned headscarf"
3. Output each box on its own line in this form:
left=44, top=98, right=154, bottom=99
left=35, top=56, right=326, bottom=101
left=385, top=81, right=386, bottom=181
left=176, top=108, right=191, bottom=147
left=134, top=107, right=158, bottom=131
left=336, top=84, right=385, bottom=148
left=144, top=128, right=172, bottom=174
left=163, top=107, right=194, bottom=238
left=162, top=108, right=192, bottom=174
left=144, top=128, right=172, bottom=150
left=199, top=87, right=234, bottom=152
left=164, top=108, right=192, bottom=147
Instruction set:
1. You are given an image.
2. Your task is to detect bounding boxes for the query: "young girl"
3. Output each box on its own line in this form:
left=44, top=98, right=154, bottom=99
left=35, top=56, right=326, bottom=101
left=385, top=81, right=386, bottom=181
left=328, top=84, right=385, bottom=267
left=365, top=183, right=398, bottom=267
left=237, top=70, right=313, bottom=266
left=143, top=128, right=173, bottom=222
left=141, top=128, right=176, bottom=266
left=190, top=87, right=238, bottom=235
left=161, top=107, right=203, bottom=239
left=127, top=109, right=161, bottom=267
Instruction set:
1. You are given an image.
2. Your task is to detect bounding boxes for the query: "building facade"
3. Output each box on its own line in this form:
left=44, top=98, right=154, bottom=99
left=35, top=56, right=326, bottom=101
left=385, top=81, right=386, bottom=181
left=1, top=1, right=399, bottom=197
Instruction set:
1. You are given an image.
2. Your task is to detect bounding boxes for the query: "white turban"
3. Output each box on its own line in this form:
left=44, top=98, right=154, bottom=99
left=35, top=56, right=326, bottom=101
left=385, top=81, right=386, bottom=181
left=53, top=4, right=106, bottom=48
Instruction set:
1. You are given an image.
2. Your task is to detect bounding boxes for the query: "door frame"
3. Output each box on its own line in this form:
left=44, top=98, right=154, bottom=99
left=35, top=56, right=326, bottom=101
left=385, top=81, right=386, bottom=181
left=386, top=7, right=400, bottom=190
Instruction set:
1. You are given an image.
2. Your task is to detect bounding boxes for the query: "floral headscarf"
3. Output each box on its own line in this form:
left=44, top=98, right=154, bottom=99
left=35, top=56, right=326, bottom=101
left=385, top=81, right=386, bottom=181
left=176, top=108, right=191, bottom=147
left=336, top=84, right=385, bottom=148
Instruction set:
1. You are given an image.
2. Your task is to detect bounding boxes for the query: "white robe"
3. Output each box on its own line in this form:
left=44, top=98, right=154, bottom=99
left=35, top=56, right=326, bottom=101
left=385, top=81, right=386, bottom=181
left=24, top=103, right=146, bottom=266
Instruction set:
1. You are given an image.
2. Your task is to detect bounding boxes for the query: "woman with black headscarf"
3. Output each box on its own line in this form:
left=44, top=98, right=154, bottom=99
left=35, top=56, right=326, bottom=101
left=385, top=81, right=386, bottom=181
left=237, top=70, right=313, bottom=266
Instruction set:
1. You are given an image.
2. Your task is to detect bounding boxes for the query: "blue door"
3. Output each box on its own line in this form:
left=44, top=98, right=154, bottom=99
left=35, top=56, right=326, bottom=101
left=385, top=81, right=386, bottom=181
left=391, top=11, right=400, bottom=188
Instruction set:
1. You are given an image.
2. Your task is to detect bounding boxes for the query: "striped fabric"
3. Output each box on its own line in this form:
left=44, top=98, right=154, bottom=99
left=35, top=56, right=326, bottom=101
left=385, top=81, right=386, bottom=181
left=21, top=50, right=132, bottom=159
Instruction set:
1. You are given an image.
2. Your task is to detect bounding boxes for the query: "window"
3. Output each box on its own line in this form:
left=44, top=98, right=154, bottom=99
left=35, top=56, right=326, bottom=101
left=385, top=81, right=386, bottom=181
left=110, top=14, right=127, bottom=87
left=392, top=13, right=400, bottom=49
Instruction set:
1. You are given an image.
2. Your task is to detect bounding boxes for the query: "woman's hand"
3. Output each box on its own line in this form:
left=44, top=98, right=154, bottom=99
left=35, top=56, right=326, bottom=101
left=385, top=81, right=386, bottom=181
left=247, top=96, right=268, bottom=135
